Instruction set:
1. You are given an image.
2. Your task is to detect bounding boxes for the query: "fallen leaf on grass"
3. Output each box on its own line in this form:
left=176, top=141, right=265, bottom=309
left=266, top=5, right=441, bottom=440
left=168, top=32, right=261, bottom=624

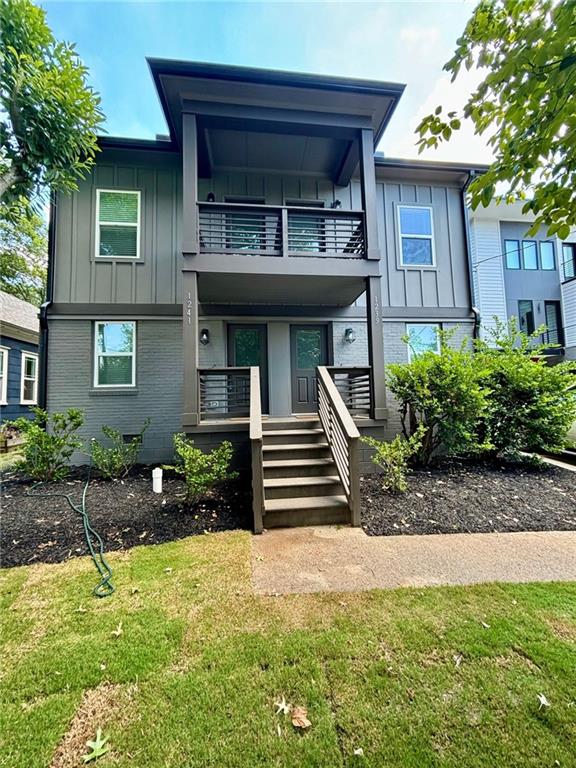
left=453, top=654, right=463, bottom=668
left=481, top=621, right=490, bottom=629
left=291, top=706, right=311, bottom=729
left=354, top=747, right=364, bottom=756
left=111, top=622, right=123, bottom=638
left=82, top=728, right=110, bottom=763
left=274, top=696, right=291, bottom=716
left=537, top=693, right=551, bottom=710
left=75, top=605, right=87, bottom=613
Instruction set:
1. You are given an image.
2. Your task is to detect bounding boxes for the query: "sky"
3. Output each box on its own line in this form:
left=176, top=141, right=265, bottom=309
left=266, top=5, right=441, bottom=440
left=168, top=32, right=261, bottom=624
left=42, top=0, right=493, bottom=165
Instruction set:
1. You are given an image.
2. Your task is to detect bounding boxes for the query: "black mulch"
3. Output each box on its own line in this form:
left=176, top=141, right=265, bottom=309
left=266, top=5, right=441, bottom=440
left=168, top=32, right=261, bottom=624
left=361, top=458, right=576, bottom=536
left=0, top=467, right=251, bottom=568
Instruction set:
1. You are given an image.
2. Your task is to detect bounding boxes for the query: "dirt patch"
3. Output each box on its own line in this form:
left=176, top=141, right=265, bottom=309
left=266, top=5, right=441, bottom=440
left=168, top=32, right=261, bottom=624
left=50, top=682, right=137, bottom=768
left=361, top=459, right=576, bottom=537
left=1, top=468, right=251, bottom=568
left=546, top=617, right=576, bottom=642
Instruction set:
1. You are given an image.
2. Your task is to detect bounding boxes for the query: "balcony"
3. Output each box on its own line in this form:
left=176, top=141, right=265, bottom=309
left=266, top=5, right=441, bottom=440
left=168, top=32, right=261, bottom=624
left=198, top=202, right=365, bottom=259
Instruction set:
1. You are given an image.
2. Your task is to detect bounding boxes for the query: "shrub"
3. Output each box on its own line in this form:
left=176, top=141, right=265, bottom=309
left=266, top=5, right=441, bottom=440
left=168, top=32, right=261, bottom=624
left=163, top=434, right=238, bottom=503
left=90, top=418, right=151, bottom=479
left=10, top=407, right=84, bottom=481
left=387, top=329, right=490, bottom=465
left=362, top=424, right=426, bottom=493
left=475, top=319, right=576, bottom=459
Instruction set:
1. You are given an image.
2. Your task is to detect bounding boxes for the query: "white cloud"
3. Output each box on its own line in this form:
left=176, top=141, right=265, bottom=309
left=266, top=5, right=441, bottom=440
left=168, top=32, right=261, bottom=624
left=399, top=26, right=440, bottom=48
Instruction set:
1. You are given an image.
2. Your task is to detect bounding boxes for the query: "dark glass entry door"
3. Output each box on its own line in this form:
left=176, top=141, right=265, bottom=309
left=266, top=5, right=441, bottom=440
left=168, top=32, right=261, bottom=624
left=290, top=325, right=329, bottom=413
left=544, top=301, right=563, bottom=345
left=227, top=324, right=268, bottom=412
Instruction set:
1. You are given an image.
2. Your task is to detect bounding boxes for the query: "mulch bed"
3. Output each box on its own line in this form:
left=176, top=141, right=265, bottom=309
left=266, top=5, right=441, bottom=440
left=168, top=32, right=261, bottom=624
left=0, top=467, right=251, bottom=568
left=361, top=458, right=576, bottom=536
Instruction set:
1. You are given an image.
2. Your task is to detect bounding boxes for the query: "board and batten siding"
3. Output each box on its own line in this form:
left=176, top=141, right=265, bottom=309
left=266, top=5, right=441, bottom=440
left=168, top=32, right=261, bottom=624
left=469, top=217, right=508, bottom=339
left=561, top=280, right=576, bottom=358
left=53, top=153, right=183, bottom=305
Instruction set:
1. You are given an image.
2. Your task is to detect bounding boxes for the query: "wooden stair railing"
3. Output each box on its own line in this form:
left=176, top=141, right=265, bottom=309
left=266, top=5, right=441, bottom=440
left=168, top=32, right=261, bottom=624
left=249, top=366, right=264, bottom=533
left=316, top=366, right=361, bottom=525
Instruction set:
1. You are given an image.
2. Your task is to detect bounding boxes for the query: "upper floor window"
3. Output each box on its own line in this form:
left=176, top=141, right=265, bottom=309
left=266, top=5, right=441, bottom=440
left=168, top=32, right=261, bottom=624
left=20, top=352, right=38, bottom=405
left=504, top=239, right=521, bottom=269
left=96, top=190, right=140, bottom=259
left=406, top=323, right=440, bottom=361
left=398, top=206, right=435, bottom=266
left=94, top=321, right=136, bottom=388
left=505, top=237, right=556, bottom=271
left=562, top=243, right=576, bottom=279
left=540, top=241, right=556, bottom=270
left=0, top=347, right=8, bottom=405
left=522, top=241, right=538, bottom=270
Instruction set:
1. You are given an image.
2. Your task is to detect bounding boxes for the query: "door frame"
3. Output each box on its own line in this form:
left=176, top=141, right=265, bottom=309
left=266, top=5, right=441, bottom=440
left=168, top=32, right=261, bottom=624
left=289, top=323, right=332, bottom=413
left=227, top=323, right=269, bottom=413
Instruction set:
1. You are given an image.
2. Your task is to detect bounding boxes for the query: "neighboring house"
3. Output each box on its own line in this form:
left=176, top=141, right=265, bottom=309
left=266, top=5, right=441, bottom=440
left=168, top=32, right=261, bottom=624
left=469, top=200, right=576, bottom=359
left=0, top=291, right=40, bottom=421
left=42, top=59, right=486, bottom=528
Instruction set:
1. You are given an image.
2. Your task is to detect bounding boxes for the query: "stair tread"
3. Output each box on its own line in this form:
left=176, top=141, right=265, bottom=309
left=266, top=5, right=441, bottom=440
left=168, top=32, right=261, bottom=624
left=263, top=442, right=328, bottom=451
left=263, top=428, right=324, bottom=437
left=264, top=475, right=340, bottom=488
left=263, top=458, right=335, bottom=468
left=265, top=495, right=348, bottom=512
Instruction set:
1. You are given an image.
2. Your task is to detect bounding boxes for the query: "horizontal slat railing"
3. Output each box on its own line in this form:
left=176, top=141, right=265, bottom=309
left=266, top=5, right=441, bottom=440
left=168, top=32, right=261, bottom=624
left=249, top=366, right=264, bottom=534
left=198, top=201, right=365, bottom=258
left=317, top=366, right=361, bottom=526
left=327, top=367, right=372, bottom=417
left=198, top=367, right=251, bottom=420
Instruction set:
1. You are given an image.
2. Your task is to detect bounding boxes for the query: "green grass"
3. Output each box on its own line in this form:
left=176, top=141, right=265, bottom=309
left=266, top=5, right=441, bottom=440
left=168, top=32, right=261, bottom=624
left=1, top=533, right=574, bottom=767
left=0, top=450, right=22, bottom=471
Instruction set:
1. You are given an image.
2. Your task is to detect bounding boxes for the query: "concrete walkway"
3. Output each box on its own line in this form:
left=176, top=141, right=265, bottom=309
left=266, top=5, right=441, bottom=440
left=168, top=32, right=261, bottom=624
left=252, top=526, right=576, bottom=594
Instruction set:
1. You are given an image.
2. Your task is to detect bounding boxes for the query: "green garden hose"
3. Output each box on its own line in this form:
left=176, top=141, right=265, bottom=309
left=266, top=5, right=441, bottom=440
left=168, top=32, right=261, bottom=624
left=27, top=465, right=115, bottom=598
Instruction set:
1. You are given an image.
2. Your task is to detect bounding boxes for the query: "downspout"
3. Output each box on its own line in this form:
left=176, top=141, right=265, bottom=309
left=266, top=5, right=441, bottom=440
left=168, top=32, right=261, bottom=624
left=461, top=171, right=481, bottom=339
left=38, top=191, right=56, bottom=409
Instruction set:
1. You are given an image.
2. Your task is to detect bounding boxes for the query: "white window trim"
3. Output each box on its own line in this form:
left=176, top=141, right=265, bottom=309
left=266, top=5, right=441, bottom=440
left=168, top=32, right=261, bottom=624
left=20, top=351, right=38, bottom=405
left=0, top=347, right=9, bottom=405
left=397, top=204, right=436, bottom=267
left=406, top=323, right=441, bottom=362
left=94, top=321, right=136, bottom=388
left=95, top=189, right=141, bottom=260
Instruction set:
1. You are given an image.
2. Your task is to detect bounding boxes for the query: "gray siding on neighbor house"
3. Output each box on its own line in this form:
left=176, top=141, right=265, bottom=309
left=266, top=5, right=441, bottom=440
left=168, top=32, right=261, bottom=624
left=500, top=221, right=561, bottom=329
left=53, top=150, right=183, bottom=306
left=47, top=319, right=183, bottom=463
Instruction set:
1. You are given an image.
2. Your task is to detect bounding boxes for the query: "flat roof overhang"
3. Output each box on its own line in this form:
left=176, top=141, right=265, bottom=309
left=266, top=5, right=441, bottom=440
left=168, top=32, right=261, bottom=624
left=148, top=58, right=405, bottom=184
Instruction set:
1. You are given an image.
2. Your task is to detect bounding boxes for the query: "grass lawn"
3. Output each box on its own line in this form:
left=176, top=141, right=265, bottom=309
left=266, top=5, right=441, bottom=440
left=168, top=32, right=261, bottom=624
left=1, top=532, right=574, bottom=767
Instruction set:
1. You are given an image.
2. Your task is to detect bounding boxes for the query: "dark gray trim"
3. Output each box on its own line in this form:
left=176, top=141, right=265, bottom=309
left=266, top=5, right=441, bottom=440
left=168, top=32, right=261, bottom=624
left=182, top=113, right=199, bottom=254
left=375, top=155, right=490, bottom=174
left=89, top=388, right=139, bottom=397
left=460, top=171, right=481, bottom=338
left=198, top=304, right=367, bottom=318
left=366, top=277, right=386, bottom=419
left=97, top=136, right=177, bottom=152
left=184, top=252, right=380, bottom=277
left=48, top=303, right=181, bottom=316
left=39, top=191, right=56, bottom=410
left=381, top=307, right=475, bottom=320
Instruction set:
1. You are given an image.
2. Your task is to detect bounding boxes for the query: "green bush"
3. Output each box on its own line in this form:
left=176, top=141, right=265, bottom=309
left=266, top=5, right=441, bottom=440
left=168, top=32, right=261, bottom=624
left=90, top=418, right=151, bottom=479
left=475, top=319, right=576, bottom=459
left=163, top=434, right=238, bottom=503
left=10, top=407, right=84, bottom=481
left=387, top=329, right=490, bottom=465
left=362, top=424, right=426, bottom=493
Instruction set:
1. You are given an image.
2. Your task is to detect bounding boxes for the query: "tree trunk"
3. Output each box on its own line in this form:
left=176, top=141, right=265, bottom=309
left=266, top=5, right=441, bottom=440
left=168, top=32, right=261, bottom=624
left=0, top=168, right=19, bottom=201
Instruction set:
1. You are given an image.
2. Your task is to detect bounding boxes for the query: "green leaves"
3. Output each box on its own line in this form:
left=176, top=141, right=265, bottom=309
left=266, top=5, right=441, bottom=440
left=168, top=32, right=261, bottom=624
left=0, top=206, right=47, bottom=305
left=415, top=0, right=576, bottom=234
left=82, top=729, right=110, bottom=763
left=163, top=435, right=238, bottom=504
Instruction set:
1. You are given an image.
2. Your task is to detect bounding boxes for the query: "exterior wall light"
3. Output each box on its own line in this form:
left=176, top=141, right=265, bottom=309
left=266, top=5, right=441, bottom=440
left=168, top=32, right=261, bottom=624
left=331, top=199, right=342, bottom=209
left=206, top=192, right=216, bottom=202
left=344, top=327, right=356, bottom=344
left=200, top=328, right=210, bottom=345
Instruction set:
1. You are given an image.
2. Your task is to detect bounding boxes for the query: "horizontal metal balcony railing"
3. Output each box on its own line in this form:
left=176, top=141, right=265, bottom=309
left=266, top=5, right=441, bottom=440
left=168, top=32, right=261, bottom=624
left=198, top=202, right=365, bottom=258
left=198, top=367, right=251, bottom=420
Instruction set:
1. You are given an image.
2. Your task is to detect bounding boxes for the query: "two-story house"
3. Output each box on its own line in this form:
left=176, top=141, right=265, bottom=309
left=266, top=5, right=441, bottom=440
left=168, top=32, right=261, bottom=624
left=469, top=200, right=576, bottom=360
left=41, top=59, right=486, bottom=529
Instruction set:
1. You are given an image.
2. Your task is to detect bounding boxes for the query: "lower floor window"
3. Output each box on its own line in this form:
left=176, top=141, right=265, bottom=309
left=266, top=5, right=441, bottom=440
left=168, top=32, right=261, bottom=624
left=20, top=352, right=38, bottom=404
left=94, top=321, right=136, bottom=387
left=406, top=323, right=440, bottom=360
left=0, top=347, right=8, bottom=404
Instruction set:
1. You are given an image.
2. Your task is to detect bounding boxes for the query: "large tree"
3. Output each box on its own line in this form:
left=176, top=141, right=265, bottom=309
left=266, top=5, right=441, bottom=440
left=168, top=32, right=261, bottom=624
left=0, top=0, right=103, bottom=212
left=416, top=0, right=576, bottom=238
left=0, top=210, right=47, bottom=305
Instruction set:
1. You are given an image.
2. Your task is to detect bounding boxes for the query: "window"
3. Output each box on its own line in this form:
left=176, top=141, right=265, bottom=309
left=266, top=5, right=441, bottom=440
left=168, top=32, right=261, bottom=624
left=540, top=241, right=556, bottom=271
left=0, top=347, right=8, bottom=404
left=522, top=240, right=538, bottom=270
left=518, top=300, right=535, bottom=335
left=94, top=322, right=136, bottom=387
left=406, top=323, right=440, bottom=361
left=286, top=200, right=325, bottom=254
left=504, top=239, right=521, bottom=269
left=20, top=352, right=38, bottom=404
left=96, top=190, right=140, bottom=258
left=562, top=243, right=576, bottom=279
left=398, top=206, right=434, bottom=266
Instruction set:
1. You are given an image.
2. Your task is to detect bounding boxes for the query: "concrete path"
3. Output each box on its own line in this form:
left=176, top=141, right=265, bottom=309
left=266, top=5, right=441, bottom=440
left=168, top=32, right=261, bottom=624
left=252, top=526, right=576, bottom=594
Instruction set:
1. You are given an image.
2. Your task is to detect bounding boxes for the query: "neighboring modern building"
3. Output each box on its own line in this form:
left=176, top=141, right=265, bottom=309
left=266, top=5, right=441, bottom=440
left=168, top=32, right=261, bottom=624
left=42, top=59, right=487, bottom=528
left=469, top=200, right=576, bottom=359
left=0, top=291, right=40, bottom=421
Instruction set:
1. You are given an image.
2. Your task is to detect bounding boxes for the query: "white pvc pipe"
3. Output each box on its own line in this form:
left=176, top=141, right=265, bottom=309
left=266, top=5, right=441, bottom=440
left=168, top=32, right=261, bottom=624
left=152, top=467, right=163, bottom=494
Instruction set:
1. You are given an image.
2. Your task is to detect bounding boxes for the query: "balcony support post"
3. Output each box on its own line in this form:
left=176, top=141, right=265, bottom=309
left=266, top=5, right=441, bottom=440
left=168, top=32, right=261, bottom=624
left=366, top=275, right=387, bottom=420
left=182, top=112, right=199, bottom=255
left=182, top=270, right=200, bottom=427
left=359, top=128, right=380, bottom=260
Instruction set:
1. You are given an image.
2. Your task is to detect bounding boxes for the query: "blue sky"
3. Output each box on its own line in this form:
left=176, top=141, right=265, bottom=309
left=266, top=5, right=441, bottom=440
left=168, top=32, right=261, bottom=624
left=42, top=0, right=492, bottom=164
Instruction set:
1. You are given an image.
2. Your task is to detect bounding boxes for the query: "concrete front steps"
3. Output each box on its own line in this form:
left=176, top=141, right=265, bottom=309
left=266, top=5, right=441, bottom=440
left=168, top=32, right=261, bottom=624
left=261, top=418, right=351, bottom=528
